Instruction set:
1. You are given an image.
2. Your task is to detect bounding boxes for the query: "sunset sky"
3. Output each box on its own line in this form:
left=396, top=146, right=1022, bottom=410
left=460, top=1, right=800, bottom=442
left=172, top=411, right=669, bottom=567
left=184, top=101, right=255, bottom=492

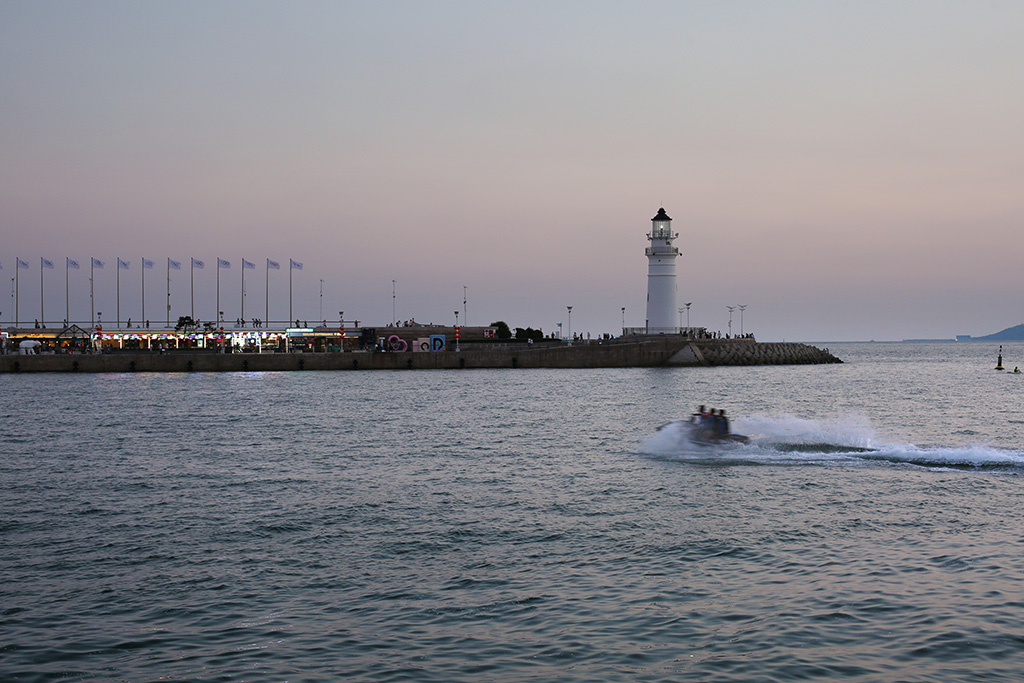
left=2, top=1, right=1022, bottom=341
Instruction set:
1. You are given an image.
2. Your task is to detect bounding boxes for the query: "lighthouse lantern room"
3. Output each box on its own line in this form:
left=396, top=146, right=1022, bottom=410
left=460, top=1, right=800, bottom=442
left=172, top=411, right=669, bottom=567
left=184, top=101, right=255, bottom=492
left=644, top=207, right=680, bottom=334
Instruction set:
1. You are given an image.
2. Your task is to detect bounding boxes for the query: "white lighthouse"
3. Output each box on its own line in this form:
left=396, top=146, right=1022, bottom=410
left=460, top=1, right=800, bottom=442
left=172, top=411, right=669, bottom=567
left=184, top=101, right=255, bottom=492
left=645, top=207, right=680, bottom=334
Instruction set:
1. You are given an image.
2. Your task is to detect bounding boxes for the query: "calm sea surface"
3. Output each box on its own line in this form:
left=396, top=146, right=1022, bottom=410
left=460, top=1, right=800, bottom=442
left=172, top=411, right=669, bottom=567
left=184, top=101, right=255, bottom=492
left=3, top=342, right=1024, bottom=682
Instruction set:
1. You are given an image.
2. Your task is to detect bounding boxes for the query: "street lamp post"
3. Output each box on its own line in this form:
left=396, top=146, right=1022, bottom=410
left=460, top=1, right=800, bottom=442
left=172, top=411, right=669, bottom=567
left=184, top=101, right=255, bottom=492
left=463, top=285, right=467, bottom=326
left=678, top=307, right=684, bottom=331
left=567, top=306, right=573, bottom=341
left=738, top=305, right=747, bottom=336
left=621, top=307, right=625, bottom=333
left=392, top=279, right=396, bottom=326
left=454, top=310, right=460, bottom=352
left=727, top=306, right=735, bottom=337
left=684, top=302, right=692, bottom=329
left=319, top=279, right=324, bottom=324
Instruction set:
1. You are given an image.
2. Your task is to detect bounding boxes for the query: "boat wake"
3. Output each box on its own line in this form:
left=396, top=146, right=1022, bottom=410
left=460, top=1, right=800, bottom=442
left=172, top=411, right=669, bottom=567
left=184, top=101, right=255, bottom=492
left=640, top=414, right=1024, bottom=471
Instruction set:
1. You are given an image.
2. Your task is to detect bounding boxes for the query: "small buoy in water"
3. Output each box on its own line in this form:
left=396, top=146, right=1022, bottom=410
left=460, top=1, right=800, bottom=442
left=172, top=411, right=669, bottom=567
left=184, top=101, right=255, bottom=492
left=996, top=346, right=1004, bottom=371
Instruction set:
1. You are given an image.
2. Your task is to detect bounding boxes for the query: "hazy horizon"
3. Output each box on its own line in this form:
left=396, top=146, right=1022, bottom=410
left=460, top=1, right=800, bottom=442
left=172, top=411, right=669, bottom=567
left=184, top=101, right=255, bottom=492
left=3, top=1, right=1022, bottom=342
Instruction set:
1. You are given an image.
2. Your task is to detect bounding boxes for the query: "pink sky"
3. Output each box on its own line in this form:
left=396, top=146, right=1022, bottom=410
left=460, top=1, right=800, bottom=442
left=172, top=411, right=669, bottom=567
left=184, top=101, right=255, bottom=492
left=2, top=1, right=1022, bottom=340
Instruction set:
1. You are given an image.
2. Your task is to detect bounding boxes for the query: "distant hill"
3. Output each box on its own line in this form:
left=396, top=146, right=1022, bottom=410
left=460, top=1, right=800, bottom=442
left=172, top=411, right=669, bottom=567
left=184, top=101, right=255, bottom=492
left=963, top=324, right=1024, bottom=342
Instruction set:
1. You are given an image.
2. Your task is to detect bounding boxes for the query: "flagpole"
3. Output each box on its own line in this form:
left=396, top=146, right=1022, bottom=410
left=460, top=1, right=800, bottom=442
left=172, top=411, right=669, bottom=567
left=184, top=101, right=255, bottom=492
left=266, top=259, right=270, bottom=327
left=216, top=257, right=220, bottom=330
left=191, top=258, right=195, bottom=321
left=15, top=258, right=20, bottom=328
left=241, top=258, right=245, bottom=324
left=141, top=256, right=146, bottom=326
left=90, top=259, right=94, bottom=329
left=40, top=257, right=44, bottom=326
left=167, top=258, right=171, bottom=328
left=66, top=258, right=70, bottom=325
left=116, top=257, right=121, bottom=329
left=289, top=260, right=293, bottom=326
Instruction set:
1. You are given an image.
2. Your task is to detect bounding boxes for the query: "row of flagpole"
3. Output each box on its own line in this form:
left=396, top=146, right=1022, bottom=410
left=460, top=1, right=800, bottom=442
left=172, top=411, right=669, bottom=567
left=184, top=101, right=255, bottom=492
left=3, top=257, right=303, bottom=329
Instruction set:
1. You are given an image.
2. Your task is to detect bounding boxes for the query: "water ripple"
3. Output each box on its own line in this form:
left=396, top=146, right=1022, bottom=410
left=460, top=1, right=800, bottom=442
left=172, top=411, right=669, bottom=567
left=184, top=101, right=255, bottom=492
left=4, top=353, right=1024, bottom=681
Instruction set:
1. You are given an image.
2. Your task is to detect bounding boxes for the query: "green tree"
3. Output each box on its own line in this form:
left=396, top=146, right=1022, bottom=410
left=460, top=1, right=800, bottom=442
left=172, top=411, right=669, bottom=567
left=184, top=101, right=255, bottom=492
left=490, top=320, right=512, bottom=339
left=514, top=327, right=544, bottom=343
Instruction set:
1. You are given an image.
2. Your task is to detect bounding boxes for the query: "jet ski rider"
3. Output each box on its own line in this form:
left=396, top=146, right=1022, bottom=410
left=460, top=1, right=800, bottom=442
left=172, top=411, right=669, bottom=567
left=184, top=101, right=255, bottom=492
left=690, top=405, right=730, bottom=439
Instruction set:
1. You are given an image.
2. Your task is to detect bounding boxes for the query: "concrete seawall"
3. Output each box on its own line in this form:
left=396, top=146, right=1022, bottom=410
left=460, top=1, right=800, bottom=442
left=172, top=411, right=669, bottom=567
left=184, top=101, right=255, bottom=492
left=0, top=337, right=841, bottom=373
left=0, top=339, right=676, bottom=373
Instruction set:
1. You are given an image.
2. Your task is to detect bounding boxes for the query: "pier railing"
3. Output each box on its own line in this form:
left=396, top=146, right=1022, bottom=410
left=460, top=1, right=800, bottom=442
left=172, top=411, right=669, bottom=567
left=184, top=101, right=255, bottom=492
left=622, top=326, right=707, bottom=337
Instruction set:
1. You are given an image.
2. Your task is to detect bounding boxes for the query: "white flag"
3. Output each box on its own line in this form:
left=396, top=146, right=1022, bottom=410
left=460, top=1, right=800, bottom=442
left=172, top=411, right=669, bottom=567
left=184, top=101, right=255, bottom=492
left=290, top=259, right=303, bottom=270
left=267, top=259, right=280, bottom=270
left=118, top=258, right=130, bottom=270
left=41, top=258, right=55, bottom=269
left=218, top=258, right=231, bottom=269
left=242, top=259, right=255, bottom=269
left=168, top=258, right=182, bottom=270
left=192, top=258, right=205, bottom=269
left=92, top=258, right=105, bottom=268
left=68, top=258, right=81, bottom=269
left=18, top=258, right=30, bottom=269
left=143, top=258, right=155, bottom=269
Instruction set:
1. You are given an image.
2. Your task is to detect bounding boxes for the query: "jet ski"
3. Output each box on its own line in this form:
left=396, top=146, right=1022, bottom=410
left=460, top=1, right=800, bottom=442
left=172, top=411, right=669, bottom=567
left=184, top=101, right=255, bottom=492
left=657, top=412, right=749, bottom=445
left=687, top=420, right=750, bottom=445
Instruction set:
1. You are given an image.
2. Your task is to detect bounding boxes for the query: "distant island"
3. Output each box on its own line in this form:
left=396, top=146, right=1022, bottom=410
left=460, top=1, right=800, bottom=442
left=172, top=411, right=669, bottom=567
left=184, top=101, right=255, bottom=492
left=955, top=324, right=1024, bottom=342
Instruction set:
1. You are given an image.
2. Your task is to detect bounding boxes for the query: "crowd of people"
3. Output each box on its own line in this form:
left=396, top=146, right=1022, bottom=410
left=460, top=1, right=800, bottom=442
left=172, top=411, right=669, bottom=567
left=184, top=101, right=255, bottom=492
left=688, top=329, right=756, bottom=340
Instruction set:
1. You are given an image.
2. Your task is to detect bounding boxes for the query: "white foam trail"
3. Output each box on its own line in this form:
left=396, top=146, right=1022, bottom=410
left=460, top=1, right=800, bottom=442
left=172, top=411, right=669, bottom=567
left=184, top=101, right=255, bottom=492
left=640, top=413, right=1024, bottom=469
left=865, top=443, right=1024, bottom=469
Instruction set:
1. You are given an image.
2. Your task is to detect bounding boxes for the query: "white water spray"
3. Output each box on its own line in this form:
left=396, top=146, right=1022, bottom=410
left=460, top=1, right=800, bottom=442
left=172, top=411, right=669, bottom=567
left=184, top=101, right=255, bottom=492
left=640, top=413, right=1024, bottom=469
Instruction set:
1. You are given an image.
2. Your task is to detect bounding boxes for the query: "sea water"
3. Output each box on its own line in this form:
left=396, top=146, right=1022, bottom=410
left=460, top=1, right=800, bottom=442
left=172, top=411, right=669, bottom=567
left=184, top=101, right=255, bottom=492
left=3, top=341, right=1024, bottom=681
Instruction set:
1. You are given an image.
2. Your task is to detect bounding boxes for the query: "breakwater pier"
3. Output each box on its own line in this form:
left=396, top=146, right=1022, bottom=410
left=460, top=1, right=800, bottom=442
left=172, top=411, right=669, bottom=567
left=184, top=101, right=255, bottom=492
left=0, top=335, right=840, bottom=373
